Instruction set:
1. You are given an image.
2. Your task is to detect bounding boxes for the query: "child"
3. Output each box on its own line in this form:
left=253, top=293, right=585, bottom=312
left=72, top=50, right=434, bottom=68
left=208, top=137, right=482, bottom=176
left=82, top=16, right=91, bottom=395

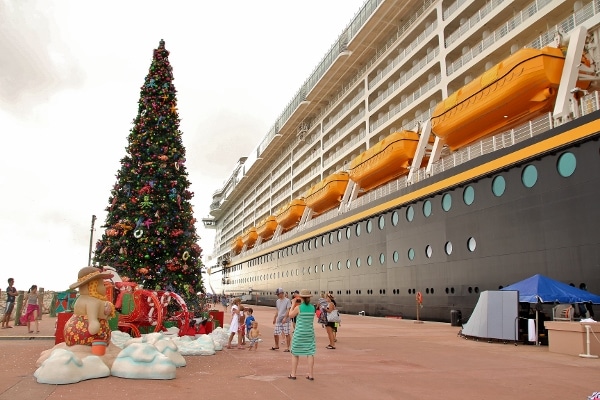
left=245, top=307, right=255, bottom=340
left=238, top=305, right=246, bottom=345
left=247, top=321, right=261, bottom=350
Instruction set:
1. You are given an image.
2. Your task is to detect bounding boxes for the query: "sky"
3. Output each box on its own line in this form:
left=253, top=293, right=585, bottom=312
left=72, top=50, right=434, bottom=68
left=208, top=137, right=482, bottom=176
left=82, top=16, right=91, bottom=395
left=0, top=0, right=367, bottom=292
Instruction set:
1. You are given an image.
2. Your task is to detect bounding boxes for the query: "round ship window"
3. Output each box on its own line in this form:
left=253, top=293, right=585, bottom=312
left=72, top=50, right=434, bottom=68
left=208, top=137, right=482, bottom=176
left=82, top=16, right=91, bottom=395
left=557, top=152, right=576, bottom=177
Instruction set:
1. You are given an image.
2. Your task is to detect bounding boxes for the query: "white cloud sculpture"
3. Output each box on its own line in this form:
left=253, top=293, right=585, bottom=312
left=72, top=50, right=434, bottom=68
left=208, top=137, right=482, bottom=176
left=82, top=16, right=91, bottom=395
left=111, top=342, right=176, bottom=380
left=34, top=348, right=110, bottom=384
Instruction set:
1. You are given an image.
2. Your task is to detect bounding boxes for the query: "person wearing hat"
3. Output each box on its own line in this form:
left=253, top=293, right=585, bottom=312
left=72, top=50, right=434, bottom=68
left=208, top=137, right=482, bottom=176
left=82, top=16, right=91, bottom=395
left=272, top=288, right=291, bottom=351
left=64, top=267, right=115, bottom=346
left=287, top=289, right=316, bottom=380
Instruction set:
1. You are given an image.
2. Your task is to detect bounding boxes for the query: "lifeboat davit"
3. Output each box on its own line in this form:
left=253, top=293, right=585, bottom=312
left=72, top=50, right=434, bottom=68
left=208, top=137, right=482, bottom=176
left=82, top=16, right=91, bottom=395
left=431, top=46, right=566, bottom=150
left=231, top=236, right=243, bottom=253
left=256, top=216, right=277, bottom=242
left=275, top=199, right=306, bottom=231
left=304, top=172, right=349, bottom=215
left=348, top=130, right=422, bottom=192
left=242, top=227, right=258, bottom=249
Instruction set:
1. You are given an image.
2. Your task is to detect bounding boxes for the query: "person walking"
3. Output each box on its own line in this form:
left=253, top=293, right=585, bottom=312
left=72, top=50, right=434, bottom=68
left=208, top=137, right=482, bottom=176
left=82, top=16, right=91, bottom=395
left=20, top=285, right=40, bottom=333
left=271, top=288, right=291, bottom=351
left=288, top=289, right=316, bottom=380
left=226, top=298, right=243, bottom=349
left=1, top=278, right=17, bottom=329
left=324, top=293, right=339, bottom=348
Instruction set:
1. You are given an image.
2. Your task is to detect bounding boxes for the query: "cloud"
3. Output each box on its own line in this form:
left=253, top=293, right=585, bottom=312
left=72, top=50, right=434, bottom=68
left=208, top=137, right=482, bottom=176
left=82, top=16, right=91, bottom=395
left=0, top=0, right=85, bottom=116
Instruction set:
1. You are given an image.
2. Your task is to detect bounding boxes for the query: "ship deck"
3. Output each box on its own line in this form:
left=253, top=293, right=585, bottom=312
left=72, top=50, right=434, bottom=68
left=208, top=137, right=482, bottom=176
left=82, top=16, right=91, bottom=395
left=2, top=306, right=599, bottom=399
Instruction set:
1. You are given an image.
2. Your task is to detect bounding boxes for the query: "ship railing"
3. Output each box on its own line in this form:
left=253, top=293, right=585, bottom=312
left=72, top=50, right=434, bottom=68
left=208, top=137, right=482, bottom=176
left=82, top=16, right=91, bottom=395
left=446, top=0, right=554, bottom=77
left=322, top=88, right=366, bottom=134
left=370, top=73, right=441, bottom=133
left=445, top=0, right=506, bottom=49
left=369, top=47, right=440, bottom=112
left=369, top=20, right=438, bottom=91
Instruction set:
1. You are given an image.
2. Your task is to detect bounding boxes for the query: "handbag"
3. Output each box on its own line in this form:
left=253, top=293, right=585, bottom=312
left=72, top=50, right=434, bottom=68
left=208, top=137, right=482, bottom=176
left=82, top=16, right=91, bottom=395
left=326, top=309, right=341, bottom=323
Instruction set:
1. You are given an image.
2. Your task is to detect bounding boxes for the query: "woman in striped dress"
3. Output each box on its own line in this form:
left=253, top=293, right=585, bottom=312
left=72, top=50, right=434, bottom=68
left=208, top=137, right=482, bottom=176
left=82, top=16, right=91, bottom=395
left=288, top=289, right=316, bottom=380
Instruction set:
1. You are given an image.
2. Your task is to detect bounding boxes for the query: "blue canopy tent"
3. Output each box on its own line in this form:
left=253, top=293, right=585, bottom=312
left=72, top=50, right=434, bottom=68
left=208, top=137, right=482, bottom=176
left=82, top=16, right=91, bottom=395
left=501, top=274, right=600, bottom=345
left=501, top=274, right=600, bottom=304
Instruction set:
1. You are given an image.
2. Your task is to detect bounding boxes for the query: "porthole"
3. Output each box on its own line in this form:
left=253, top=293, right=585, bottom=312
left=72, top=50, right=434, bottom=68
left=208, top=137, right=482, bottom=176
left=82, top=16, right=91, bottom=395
left=557, top=152, right=576, bottom=177
left=522, top=164, right=538, bottom=188
left=367, top=255, right=373, bottom=266
left=337, top=230, right=342, bottom=242
left=467, top=237, right=477, bottom=252
left=346, top=227, right=351, bottom=240
left=322, top=236, right=326, bottom=246
left=406, top=206, right=415, bottom=222
left=393, top=251, right=399, bottom=263
left=307, top=267, right=310, bottom=275
left=408, top=248, right=415, bottom=260
left=423, top=200, right=432, bottom=217
left=329, top=262, right=333, bottom=271
left=355, top=223, right=361, bottom=237
left=321, top=264, right=325, bottom=272
left=314, top=238, right=319, bottom=248
left=489, top=174, right=505, bottom=196
left=356, top=258, right=361, bottom=268
left=377, top=216, right=385, bottom=230
left=329, top=233, right=334, bottom=244
left=366, top=219, right=373, bottom=233
left=442, top=193, right=452, bottom=212
left=314, top=265, right=318, bottom=273
left=463, top=185, right=475, bottom=205
left=445, top=241, right=453, bottom=255
left=425, top=245, right=432, bottom=258
left=392, top=211, right=399, bottom=226
left=379, top=253, right=385, bottom=264
left=308, top=241, right=312, bottom=250
left=346, top=259, right=351, bottom=269
left=337, top=261, right=341, bottom=270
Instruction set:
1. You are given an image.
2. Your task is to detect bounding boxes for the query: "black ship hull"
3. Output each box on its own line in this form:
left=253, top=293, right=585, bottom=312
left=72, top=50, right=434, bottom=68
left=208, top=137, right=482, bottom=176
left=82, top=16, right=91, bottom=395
left=217, top=111, right=600, bottom=322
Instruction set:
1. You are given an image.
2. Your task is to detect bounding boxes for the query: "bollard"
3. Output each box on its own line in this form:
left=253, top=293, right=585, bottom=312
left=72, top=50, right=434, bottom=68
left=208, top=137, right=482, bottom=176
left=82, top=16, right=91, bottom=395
left=14, top=291, right=25, bottom=326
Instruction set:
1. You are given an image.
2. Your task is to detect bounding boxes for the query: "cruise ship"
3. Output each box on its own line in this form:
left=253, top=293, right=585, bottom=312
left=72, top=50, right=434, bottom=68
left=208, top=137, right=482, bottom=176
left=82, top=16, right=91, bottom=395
left=202, top=0, right=600, bottom=321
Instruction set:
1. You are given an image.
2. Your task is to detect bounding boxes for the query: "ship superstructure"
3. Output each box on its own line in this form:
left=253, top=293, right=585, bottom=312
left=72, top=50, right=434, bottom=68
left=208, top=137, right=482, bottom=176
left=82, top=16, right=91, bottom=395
left=203, top=0, right=600, bottom=320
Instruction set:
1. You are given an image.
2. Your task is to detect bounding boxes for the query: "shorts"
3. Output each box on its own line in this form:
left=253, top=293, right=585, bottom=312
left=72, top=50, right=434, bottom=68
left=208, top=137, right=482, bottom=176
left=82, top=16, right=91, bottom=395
left=4, top=301, right=15, bottom=315
left=273, top=320, right=290, bottom=335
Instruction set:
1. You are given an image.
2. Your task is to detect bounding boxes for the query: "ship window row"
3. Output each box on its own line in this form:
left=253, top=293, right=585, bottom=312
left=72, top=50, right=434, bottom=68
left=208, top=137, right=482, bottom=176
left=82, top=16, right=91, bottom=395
left=240, top=151, right=577, bottom=273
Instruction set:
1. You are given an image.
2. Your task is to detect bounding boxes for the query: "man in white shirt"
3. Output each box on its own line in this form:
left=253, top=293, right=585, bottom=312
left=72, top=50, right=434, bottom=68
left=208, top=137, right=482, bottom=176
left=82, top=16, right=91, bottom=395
left=271, top=288, right=291, bottom=351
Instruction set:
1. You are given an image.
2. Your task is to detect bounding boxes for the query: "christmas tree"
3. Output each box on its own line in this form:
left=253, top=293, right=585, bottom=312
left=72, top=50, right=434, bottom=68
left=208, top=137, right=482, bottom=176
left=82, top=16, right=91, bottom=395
left=94, top=39, right=203, bottom=309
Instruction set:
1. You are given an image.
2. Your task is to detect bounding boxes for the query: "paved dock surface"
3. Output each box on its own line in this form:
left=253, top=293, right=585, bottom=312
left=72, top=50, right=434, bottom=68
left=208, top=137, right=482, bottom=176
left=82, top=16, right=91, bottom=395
left=1, top=306, right=599, bottom=400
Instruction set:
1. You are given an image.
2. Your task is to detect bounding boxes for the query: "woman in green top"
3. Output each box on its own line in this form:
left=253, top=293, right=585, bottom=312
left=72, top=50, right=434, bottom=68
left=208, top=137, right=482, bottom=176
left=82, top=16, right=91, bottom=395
left=288, top=289, right=316, bottom=380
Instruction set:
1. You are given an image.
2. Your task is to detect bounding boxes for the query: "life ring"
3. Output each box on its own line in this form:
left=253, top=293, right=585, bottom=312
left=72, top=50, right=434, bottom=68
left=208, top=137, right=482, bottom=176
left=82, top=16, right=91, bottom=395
left=182, top=251, right=190, bottom=261
left=134, top=229, right=143, bottom=238
left=416, top=291, right=423, bottom=304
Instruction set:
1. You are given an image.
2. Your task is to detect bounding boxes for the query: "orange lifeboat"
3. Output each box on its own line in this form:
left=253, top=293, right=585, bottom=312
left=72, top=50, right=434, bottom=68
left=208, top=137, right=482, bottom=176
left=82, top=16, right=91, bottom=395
left=348, top=130, right=422, bottom=192
left=242, top=227, right=258, bottom=249
left=304, top=172, right=349, bottom=215
left=275, top=198, right=306, bottom=231
left=256, top=216, right=278, bottom=242
left=231, top=236, right=243, bottom=254
left=431, top=46, right=566, bottom=150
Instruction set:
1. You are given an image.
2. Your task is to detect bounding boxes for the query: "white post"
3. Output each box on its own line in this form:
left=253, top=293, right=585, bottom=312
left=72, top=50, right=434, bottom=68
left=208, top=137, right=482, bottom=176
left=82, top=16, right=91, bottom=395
left=578, top=325, right=599, bottom=359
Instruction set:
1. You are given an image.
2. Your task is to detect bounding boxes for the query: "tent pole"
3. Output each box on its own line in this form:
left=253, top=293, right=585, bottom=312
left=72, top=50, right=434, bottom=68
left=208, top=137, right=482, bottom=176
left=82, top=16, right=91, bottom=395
left=535, top=310, right=539, bottom=346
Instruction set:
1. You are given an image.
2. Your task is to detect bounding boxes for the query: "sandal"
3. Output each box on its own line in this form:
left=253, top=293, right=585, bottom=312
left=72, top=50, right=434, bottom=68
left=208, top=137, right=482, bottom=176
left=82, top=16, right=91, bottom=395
left=270, top=347, right=279, bottom=350
left=288, top=375, right=296, bottom=380
left=283, top=349, right=290, bottom=352
left=306, top=376, right=314, bottom=381
left=326, top=345, right=336, bottom=349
